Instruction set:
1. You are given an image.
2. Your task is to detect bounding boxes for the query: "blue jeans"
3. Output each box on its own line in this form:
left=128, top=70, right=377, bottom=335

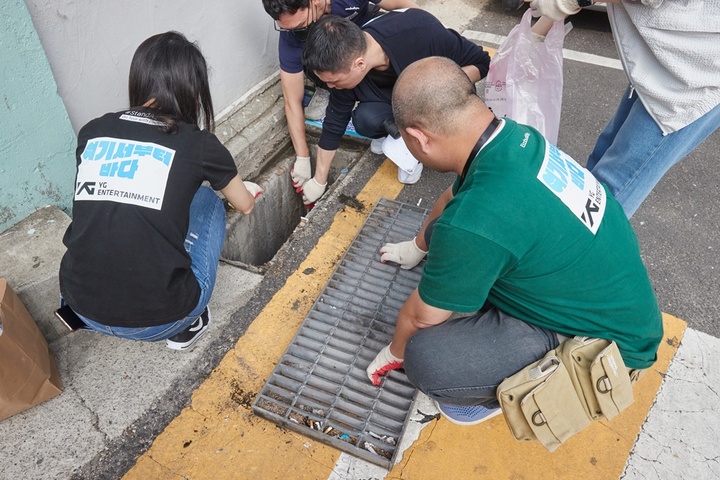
left=587, top=85, right=720, bottom=217
left=403, top=307, right=560, bottom=409
left=76, top=186, right=226, bottom=341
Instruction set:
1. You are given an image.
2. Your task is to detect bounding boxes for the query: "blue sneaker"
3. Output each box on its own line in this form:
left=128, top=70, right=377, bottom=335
left=434, top=401, right=502, bottom=426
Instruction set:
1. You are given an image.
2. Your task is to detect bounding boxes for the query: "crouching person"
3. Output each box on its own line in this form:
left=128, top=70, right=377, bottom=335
left=368, top=57, right=663, bottom=429
left=59, top=32, right=262, bottom=351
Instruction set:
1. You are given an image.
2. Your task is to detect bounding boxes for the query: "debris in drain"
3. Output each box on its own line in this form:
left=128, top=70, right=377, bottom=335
left=260, top=390, right=294, bottom=411
left=252, top=200, right=425, bottom=466
left=289, top=411, right=307, bottom=425
left=368, top=431, right=396, bottom=446
left=363, top=441, right=393, bottom=460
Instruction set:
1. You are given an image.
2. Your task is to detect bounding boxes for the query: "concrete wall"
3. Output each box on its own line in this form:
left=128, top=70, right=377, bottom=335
left=0, top=0, right=77, bottom=232
left=24, top=0, right=280, bottom=132
left=0, top=0, right=280, bottom=232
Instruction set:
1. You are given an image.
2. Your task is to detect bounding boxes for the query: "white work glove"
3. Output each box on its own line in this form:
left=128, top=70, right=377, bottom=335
left=243, top=181, right=263, bottom=199
left=291, top=155, right=312, bottom=187
left=367, top=344, right=404, bottom=386
left=380, top=237, right=427, bottom=270
left=525, top=0, right=579, bottom=21
left=298, top=177, right=327, bottom=206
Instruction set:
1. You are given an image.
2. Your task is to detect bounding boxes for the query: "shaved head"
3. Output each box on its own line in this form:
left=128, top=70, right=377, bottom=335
left=393, top=57, right=486, bottom=136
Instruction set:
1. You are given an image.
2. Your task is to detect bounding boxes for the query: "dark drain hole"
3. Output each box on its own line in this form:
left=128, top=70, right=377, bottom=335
left=221, top=136, right=367, bottom=268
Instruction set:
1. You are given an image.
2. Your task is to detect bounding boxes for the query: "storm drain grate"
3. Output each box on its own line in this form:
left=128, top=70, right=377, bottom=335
left=252, top=198, right=429, bottom=468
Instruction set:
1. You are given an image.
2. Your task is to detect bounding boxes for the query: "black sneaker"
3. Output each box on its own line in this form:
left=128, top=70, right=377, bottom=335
left=166, top=307, right=212, bottom=351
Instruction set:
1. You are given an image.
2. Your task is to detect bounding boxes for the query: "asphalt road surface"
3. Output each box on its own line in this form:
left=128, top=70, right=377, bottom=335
left=408, top=0, right=720, bottom=336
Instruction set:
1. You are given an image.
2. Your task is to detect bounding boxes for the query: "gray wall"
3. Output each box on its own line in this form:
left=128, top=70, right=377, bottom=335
left=24, top=0, right=280, bottom=132
left=0, top=1, right=280, bottom=232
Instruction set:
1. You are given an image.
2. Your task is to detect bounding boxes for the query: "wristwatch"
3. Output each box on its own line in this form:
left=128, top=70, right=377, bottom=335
left=577, top=0, right=593, bottom=7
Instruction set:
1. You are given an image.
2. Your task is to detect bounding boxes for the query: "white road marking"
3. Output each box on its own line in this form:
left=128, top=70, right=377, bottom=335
left=462, top=30, right=623, bottom=70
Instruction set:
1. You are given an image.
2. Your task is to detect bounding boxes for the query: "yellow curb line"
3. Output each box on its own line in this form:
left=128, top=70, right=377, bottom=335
left=387, top=313, right=685, bottom=479
left=123, top=159, right=404, bottom=480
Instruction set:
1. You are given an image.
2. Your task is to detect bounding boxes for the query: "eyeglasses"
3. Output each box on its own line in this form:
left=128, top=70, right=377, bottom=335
left=273, top=23, right=312, bottom=40
left=273, top=5, right=314, bottom=41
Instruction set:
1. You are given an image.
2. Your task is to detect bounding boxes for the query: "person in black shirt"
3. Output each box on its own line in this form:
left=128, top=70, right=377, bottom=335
left=260, top=0, right=418, bottom=200
left=296, top=9, right=490, bottom=204
left=59, top=32, right=262, bottom=351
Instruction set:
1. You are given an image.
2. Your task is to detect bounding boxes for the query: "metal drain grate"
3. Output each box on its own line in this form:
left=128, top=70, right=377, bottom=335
left=253, top=198, right=429, bottom=468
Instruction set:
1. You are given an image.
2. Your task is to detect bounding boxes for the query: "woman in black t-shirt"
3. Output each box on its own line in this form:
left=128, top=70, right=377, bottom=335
left=59, top=32, right=261, bottom=351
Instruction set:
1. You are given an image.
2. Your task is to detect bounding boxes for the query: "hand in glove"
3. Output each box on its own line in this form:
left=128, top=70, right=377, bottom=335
left=243, top=181, right=263, bottom=199
left=367, top=344, right=404, bottom=386
left=291, top=156, right=312, bottom=187
left=298, top=177, right=327, bottom=206
left=525, top=0, right=579, bottom=21
left=380, top=237, right=427, bottom=270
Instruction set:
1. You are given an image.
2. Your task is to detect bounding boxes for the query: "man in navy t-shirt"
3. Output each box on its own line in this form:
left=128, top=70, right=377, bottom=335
left=297, top=9, right=491, bottom=204
left=261, top=0, right=418, bottom=202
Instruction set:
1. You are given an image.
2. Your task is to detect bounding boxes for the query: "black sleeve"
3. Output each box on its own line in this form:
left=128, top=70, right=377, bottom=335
left=446, top=28, right=491, bottom=79
left=318, top=90, right=357, bottom=151
left=201, top=133, right=239, bottom=190
left=378, top=10, right=491, bottom=80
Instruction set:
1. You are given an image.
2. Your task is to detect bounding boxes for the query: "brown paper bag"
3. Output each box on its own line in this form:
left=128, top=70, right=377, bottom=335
left=0, top=278, right=63, bottom=420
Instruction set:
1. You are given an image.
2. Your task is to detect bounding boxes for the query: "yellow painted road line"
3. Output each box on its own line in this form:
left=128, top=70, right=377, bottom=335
left=123, top=159, right=403, bottom=480
left=386, top=314, right=685, bottom=480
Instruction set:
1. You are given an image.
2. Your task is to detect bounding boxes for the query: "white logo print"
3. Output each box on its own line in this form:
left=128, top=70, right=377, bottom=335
left=75, top=136, right=175, bottom=210
left=520, top=133, right=530, bottom=148
left=537, top=142, right=606, bottom=234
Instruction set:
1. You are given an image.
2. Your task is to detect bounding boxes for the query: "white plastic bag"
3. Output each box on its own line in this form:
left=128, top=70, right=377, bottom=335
left=484, top=10, right=571, bottom=145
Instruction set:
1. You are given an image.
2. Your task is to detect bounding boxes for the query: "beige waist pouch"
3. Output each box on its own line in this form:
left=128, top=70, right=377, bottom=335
left=558, top=337, right=634, bottom=421
left=497, top=337, right=635, bottom=452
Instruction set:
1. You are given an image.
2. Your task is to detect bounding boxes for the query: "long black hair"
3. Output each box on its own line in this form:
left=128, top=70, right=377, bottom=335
left=128, top=31, right=214, bottom=133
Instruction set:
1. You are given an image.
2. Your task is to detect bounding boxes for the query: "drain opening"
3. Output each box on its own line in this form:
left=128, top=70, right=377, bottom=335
left=221, top=135, right=369, bottom=268
left=253, top=198, right=429, bottom=468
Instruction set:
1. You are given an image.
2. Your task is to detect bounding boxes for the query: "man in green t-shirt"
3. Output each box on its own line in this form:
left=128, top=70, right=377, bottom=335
left=366, top=56, right=663, bottom=425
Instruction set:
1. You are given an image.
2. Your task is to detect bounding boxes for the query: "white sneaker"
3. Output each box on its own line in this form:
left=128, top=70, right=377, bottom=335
left=304, top=88, right=330, bottom=121
left=370, top=137, right=386, bottom=155
left=398, top=162, right=423, bottom=185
